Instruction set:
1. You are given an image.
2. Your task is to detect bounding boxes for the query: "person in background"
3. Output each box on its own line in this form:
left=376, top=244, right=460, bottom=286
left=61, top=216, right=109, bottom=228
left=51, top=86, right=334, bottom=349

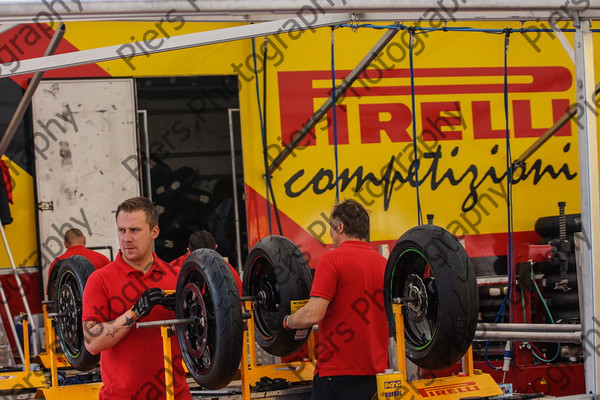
left=82, top=197, right=191, bottom=399
left=276, top=199, right=388, bottom=400
left=47, top=228, right=110, bottom=296
left=171, top=230, right=243, bottom=296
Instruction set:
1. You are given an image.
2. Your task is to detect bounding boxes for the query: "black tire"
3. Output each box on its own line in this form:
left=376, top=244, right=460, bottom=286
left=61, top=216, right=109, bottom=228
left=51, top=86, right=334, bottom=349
left=384, top=225, right=478, bottom=370
left=175, top=249, right=243, bottom=390
left=55, top=256, right=99, bottom=371
left=242, top=235, right=313, bottom=357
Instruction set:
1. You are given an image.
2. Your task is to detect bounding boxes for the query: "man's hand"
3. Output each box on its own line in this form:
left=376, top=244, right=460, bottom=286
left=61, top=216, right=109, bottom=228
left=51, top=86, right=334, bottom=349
left=265, top=312, right=287, bottom=331
left=132, top=288, right=165, bottom=320
left=163, top=293, right=176, bottom=311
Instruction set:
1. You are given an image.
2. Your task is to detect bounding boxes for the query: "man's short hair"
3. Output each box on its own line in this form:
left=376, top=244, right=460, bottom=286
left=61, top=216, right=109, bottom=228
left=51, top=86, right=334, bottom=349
left=330, top=199, right=370, bottom=240
left=64, top=228, right=84, bottom=247
left=116, top=197, right=159, bottom=229
left=188, top=230, right=216, bottom=252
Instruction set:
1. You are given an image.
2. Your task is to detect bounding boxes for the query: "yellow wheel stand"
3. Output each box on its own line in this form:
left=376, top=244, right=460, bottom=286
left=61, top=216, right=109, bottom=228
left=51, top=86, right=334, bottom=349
left=0, top=313, right=46, bottom=391
left=34, top=303, right=70, bottom=369
left=240, top=300, right=316, bottom=400
left=34, top=309, right=101, bottom=399
left=137, top=300, right=315, bottom=400
left=376, top=304, right=503, bottom=400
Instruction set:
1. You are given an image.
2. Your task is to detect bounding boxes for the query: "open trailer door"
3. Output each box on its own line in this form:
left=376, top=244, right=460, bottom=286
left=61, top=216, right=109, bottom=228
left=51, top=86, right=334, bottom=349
left=31, top=79, right=140, bottom=289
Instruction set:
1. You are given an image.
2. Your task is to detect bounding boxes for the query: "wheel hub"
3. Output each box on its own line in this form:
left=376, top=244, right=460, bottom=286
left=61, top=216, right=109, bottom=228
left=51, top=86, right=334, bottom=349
left=257, top=278, right=278, bottom=310
left=58, top=283, right=78, bottom=345
left=181, top=282, right=208, bottom=359
left=403, top=274, right=428, bottom=322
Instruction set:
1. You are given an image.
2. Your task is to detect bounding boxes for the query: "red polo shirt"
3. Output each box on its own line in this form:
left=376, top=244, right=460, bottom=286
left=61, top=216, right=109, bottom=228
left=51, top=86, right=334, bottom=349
left=310, top=240, right=388, bottom=377
left=82, top=253, right=191, bottom=400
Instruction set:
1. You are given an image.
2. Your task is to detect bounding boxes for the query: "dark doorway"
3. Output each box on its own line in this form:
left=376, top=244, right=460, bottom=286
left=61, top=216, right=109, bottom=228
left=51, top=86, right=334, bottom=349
left=136, top=76, right=246, bottom=271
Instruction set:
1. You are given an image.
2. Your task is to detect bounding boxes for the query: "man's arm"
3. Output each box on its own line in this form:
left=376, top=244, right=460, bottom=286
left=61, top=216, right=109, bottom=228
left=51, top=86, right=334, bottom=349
left=83, top=287, right=165, bottom=354
left=83, top=311, right=136, bottom=355
left=286, top=296, right=330, bottom=329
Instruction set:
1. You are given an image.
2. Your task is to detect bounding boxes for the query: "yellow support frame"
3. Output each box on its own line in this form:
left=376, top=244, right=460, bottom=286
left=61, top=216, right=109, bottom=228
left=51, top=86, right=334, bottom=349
left=376, top=304, right=502, bottom=400
left=34, top=304, right=70, bottom=369
left=240, top=301, right=315, bottom=400
left=0, top=314, right=47, bottom=391
left=35, top=311, right=102, bottom=399
left=161, top=325, right=175, bottom=400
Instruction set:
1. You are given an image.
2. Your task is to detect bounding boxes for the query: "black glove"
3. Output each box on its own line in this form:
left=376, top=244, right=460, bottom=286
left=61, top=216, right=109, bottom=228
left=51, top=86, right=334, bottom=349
left=132, top=288, right=165, bottom=320
left=163, top=293, right=176, bottom=311
left=264, top=312, right=287, bottom=331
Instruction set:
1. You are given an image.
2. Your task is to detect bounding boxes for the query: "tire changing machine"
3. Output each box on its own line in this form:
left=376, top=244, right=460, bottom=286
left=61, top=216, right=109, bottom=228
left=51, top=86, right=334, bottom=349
left=376, top=303, right=503, bottom=400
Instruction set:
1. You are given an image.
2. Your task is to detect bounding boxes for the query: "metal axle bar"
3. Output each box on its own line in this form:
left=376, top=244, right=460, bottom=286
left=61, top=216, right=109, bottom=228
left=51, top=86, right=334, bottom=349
left=478, top=323, right=581, bottom=332
left=47, top=313, right=67, bottom=318
left=136, top=318, right=194, bottom=329
left=474, top=330, right=581, bottom=343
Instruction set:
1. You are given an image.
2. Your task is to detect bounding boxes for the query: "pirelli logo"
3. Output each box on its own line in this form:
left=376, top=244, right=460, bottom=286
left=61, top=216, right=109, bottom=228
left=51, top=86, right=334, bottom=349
left=418, top=381, right=480, bottom=397
left=277, top=66, right=573, bottom=147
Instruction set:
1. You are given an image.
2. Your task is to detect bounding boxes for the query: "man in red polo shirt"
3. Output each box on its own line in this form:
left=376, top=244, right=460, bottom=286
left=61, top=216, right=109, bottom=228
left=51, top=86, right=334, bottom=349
left=47, top=228, right=110, bottom=297
left=278, top=199, right=388, bottom=400
left=82, top=197, right=191, bottom=400
left=171, top=230, right=243, bottom=296
left=50, top=228, right=110, bottom=271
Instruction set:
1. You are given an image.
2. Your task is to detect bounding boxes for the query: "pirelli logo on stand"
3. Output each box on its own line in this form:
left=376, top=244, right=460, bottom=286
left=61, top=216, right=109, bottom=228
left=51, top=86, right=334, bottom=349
left=376, top=372, right=503, bottom=400
left=418, top=382, right=480, bottom=397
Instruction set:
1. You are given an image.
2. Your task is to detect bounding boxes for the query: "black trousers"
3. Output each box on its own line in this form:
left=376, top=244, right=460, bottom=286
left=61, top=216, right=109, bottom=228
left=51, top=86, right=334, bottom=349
left=311, top=373, right=377, bottom=400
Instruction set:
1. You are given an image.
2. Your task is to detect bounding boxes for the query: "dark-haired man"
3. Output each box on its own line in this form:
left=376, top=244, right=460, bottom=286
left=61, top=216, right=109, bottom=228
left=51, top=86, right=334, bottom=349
left=82, top=197, right=191, bottom=399
left=171, top=230, right=242, bottom=296
left=279, top=199, right=388, bottom=400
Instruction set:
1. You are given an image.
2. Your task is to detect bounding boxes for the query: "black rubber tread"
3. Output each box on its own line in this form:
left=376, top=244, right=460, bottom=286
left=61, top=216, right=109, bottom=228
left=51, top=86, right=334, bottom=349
left=175, top=249, right=243, bottom=390
left=242, top=235, right=313, bottom=357
left=54, top=255, right=99, bottom=371
left=384, top=225, right=478, bottom=370
left=534, top=214, right=581, bottom=238
left=46, top=259, right=64, bottom=303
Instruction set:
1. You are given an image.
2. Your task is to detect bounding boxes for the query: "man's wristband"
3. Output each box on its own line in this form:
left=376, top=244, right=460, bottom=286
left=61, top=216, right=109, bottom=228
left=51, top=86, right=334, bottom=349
left=130, top=308, right=140, bottom=322
left=282, top=315, right=290, bottom=330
